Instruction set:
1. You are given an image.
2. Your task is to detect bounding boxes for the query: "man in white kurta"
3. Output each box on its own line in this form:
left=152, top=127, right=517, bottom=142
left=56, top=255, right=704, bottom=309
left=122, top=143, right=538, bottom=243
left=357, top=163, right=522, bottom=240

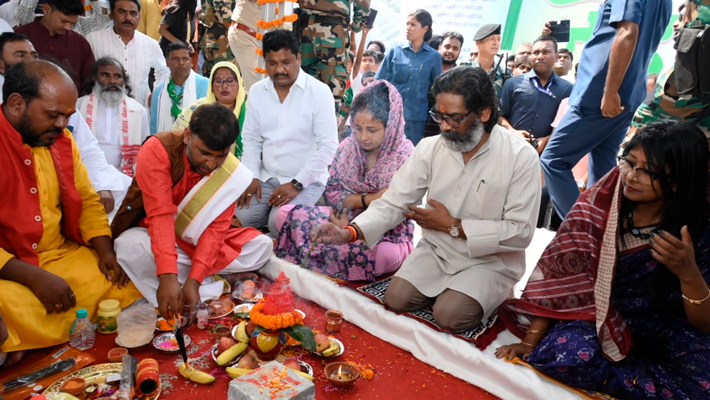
left=313, top=67, right=541, bottom=333
left=76, top=57, right=150, bottom=218
left=85, top=0, right=169, bottom=106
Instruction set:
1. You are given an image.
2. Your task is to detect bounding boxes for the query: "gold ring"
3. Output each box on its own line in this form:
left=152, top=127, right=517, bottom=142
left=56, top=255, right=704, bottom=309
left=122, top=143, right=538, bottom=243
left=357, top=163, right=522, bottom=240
left=247, top=194, right=252, bottom=197
left=69, top=293, right=76, bottom=299
left=277, top=195, right=282, bottom=199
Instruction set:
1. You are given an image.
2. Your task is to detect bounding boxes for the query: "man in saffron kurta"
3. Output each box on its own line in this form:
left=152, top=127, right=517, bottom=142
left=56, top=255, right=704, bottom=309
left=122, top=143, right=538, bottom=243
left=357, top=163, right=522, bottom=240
left=0, top=60, right=142, bottom=361
left=113, top=103, right=273, bottom=318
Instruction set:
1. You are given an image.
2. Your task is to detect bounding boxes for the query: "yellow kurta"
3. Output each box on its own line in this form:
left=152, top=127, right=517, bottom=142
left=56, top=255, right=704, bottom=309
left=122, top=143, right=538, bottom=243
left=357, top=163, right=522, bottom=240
left=0, top=134, right=142, bottom=352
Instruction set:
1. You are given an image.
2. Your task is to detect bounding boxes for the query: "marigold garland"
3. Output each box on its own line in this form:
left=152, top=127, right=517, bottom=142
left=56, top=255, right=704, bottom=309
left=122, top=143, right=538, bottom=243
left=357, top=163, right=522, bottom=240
left=256, top=33, right=264, bottom=40
left=255, top=48, right=264, bottom=56
left=255, top=67, right=267, bottom=74
left=257, top=13, right=298, bottom=29
left=249, top=299, right=304, bottom=330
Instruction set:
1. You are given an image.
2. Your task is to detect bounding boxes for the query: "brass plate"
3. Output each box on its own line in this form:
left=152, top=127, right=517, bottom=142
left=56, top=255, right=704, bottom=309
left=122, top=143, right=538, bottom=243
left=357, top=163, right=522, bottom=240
left=43, top=363, right=160, bottom=399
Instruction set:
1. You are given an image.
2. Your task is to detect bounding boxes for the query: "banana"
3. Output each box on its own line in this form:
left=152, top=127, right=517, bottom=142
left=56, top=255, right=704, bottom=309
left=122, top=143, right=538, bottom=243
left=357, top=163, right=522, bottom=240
left=226, top=367, right=253, bottom=379
left=322, top=340, right=340, bottom=357
left=290, top=369, right=314, bottom=381
left=178, top=363, right=216, bottom=384
left=235, top=321, right=249, bottom=343
left=216, top=341, right=248, bottom=366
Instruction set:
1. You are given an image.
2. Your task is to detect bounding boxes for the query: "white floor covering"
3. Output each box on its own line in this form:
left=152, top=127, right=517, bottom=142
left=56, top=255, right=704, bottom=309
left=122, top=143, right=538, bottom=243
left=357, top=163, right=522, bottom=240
left=261, top=228, right=581, bottom=400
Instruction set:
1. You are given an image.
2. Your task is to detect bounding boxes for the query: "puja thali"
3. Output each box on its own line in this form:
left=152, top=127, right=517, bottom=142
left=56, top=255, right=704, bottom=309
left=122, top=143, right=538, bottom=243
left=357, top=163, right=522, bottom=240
left=43, top=363, right=161, bottom=399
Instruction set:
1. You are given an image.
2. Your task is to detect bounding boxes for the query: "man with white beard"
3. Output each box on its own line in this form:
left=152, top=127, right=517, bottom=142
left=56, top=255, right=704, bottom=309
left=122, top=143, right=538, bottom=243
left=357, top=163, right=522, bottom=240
left=310, top=67, right=541, bottom=333
left=76, top=57, right=150, bottom=217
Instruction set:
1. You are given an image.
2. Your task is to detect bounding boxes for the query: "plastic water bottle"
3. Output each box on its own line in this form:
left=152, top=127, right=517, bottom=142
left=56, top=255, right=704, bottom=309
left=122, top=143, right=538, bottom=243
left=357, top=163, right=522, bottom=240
left=196, top=303, right=209, bottom=329
left=69, top=308, right=95, bottom=350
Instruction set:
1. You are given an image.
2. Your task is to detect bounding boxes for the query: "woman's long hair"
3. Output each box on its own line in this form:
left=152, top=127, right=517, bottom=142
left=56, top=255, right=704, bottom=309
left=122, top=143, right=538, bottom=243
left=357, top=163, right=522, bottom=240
left=408, top=9, right=433, bottom=43
left=621, top=121, right=710, bottom=308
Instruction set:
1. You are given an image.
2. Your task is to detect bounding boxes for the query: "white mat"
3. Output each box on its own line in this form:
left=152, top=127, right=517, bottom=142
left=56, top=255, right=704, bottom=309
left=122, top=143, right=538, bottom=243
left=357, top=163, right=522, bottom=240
left=262, top=228, right=577, bottom=400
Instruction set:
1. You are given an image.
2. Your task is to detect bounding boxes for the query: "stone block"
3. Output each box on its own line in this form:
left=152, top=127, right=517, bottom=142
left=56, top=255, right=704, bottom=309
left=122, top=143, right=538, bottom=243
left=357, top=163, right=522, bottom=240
left=228, top=361, right=315, bottom=400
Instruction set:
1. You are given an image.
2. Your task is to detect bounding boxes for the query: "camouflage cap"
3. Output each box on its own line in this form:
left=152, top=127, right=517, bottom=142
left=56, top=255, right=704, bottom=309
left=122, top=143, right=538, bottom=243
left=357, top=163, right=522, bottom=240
left=473, top=24, right=501, bottom=41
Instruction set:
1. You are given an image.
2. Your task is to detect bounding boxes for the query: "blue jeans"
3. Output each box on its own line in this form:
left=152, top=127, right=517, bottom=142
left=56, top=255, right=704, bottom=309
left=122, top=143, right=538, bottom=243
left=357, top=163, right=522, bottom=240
left=541, top=105, right=634, bottom=218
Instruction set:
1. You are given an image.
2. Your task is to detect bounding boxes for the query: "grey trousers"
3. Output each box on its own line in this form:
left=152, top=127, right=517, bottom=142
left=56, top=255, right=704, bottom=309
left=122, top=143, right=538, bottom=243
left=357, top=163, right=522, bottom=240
left=234, top=177, right=324, bottom=236
left=384, top=276, right=484, bottom=333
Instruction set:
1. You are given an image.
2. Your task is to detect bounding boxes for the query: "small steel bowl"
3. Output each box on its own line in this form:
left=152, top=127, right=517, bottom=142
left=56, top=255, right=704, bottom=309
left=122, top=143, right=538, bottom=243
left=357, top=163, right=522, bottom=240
left=152, top=332, right=191, bottom=354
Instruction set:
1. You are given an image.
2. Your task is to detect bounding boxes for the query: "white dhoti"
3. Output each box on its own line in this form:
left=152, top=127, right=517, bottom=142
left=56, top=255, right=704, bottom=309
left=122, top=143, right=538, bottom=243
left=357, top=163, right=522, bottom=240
left=115, top=227, right=273, bottom=307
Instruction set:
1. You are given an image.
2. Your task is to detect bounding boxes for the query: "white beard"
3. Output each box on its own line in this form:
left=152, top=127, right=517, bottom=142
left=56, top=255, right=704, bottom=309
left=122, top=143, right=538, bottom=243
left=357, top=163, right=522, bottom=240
left=440, top=118, right=485, bottom=153
left=93, top=82, right=126, bottom=107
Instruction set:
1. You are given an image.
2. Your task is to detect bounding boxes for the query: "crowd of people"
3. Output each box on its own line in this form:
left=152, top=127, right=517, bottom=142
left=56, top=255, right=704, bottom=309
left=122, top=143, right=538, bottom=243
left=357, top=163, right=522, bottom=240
left=0, top=0, right=709, bottom=399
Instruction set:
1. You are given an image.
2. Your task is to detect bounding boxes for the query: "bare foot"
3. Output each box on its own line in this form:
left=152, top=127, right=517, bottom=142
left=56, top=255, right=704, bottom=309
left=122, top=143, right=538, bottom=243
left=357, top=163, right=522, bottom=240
left=2, top=350, right=26, bottom=368
left=219, top=272, right=259, bottom=289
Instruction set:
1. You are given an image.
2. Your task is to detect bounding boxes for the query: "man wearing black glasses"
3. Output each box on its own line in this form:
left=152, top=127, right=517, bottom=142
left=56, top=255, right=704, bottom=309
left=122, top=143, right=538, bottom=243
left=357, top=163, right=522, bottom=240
left=311, top=67, right=541, bottom=333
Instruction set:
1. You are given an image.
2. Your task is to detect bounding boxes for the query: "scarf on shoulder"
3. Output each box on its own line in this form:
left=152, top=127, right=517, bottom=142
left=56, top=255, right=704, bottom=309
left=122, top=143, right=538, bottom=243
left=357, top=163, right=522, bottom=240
left=326, top=80, right=414, bottom=214
left=500, top=167, right=634, bottom=361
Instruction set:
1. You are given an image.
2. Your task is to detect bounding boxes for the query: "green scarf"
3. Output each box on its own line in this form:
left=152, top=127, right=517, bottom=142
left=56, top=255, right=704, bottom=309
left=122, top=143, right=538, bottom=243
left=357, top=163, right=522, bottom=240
left=167, top=78, right=183, bottom=118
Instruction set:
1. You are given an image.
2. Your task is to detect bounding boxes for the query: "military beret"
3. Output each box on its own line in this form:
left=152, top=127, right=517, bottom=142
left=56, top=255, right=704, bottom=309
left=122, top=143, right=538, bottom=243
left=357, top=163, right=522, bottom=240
left=473, top=24, right=501, bottom=41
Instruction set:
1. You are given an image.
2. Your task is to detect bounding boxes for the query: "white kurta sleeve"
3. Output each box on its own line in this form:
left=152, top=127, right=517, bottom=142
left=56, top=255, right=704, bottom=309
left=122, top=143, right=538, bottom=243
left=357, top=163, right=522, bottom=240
left=353, top=139, right=431, bottom=248
left=461, top=145, right=540, bottom=258
left=69, top=112, right=131, bottom=192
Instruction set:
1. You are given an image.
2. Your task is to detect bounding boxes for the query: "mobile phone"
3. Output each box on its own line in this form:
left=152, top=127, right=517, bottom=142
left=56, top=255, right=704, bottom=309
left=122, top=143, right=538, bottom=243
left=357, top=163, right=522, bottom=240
left=548, top=20, right=570, bottom=43
left=366, top=9, right=378, bottom=29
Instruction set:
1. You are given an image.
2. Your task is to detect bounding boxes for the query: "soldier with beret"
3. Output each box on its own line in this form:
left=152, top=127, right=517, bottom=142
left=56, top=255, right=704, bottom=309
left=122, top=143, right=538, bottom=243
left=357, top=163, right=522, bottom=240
left=463, top=23, right=510, bottom=97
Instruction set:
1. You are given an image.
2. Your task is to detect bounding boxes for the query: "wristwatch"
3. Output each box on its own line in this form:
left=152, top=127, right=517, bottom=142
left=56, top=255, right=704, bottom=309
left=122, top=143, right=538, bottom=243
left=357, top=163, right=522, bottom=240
left=449, top=222, right=461, bottom=238
left=291, top=179, right=304, bottom=191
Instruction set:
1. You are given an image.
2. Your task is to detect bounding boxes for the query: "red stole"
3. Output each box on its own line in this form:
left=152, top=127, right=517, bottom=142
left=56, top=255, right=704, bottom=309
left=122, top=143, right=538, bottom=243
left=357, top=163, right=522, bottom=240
left=0, top=108, right=84, bottom=266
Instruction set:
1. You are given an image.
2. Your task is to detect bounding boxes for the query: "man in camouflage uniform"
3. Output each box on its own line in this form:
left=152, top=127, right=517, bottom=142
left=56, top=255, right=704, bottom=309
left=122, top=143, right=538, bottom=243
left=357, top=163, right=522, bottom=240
left=629, top=0, right=710, bottom=138
left=200, top=0, right=236, bottom=76
left=461, top=24, right=510, bottom=98
left=297, top=0, right=370, bottom=109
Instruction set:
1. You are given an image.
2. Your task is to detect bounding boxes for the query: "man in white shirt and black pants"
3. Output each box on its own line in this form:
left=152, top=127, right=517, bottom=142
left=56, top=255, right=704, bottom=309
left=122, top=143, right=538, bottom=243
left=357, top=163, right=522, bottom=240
left=236, top=29, right=338, bottom=236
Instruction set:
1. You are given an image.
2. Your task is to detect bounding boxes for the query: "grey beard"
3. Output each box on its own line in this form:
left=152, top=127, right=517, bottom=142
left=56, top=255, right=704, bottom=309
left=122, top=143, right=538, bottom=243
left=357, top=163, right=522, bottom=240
left=440, top=119, right=485, bottom=153
left=94, top=83, right=126, bottom=107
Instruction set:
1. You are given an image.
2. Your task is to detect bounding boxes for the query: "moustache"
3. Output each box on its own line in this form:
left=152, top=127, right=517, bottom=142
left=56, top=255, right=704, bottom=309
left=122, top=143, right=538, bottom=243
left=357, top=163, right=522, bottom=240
left=102, top=84, right=122, bottom=91
left=122, top=21, right=134, bottom=26
left=274, top=73, right=289, bottom=79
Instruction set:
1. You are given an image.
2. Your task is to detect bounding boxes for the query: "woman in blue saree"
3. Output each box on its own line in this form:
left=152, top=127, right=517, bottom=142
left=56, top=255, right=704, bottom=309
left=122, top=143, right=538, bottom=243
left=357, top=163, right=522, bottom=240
left=497, top=121, right=710, bottom=399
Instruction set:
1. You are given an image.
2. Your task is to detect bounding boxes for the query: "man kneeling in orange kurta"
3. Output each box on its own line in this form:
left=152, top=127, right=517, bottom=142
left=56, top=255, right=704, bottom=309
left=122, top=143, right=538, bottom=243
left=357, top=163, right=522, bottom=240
left=112, top=103, right=273, bottom=319
left=0, top=60, right=143, bottom=366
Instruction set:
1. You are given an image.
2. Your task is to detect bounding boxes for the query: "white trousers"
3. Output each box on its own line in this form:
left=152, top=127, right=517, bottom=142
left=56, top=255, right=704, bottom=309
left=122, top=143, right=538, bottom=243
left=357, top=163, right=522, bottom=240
left=115, top=227, right=273, bottom=307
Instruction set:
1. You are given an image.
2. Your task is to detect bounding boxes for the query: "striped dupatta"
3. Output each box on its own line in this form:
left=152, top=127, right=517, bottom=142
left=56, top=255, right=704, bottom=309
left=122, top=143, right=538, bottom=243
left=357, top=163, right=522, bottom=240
left=500, top=167, right=634, bottom=361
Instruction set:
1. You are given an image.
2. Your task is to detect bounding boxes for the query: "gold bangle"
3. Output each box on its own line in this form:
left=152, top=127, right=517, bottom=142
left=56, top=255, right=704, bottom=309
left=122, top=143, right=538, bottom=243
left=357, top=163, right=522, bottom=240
left=526, top=329, right=547, bottom=334
left=682, top=287, right=710, bottom=305
left=520, top=341, right=537, bottom=348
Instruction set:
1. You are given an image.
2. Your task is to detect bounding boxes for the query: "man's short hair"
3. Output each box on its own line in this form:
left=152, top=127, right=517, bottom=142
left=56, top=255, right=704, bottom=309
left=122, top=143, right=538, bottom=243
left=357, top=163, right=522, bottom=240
left=362, top=49, right=384, bottom=63
left=441, top=31, right=464, bottom=47
left=430, top=66, right=499, bottom=132
left=515, top=56, right=531, bottom=68
left=533, top=35, right=558, bottom=53
left=189, top=103, right=239, bottom=151
left=558, top=48, right=573, bottom=61
left=427, top=34, right=442, bottom=50
left=83, top=56, right=134, bottom=98
left=167, top=41, right=190, bottom=57
left=109, top=0, right=141, bottom=12
left=46, top=0, right=85, bottom=16
left=3, top=60, right=71, bottom=104
left=367, top=40, right=386, bottom=54
left=0, top=32, right=30, bottom=56
left=262, top=29, right=299, bottom=56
